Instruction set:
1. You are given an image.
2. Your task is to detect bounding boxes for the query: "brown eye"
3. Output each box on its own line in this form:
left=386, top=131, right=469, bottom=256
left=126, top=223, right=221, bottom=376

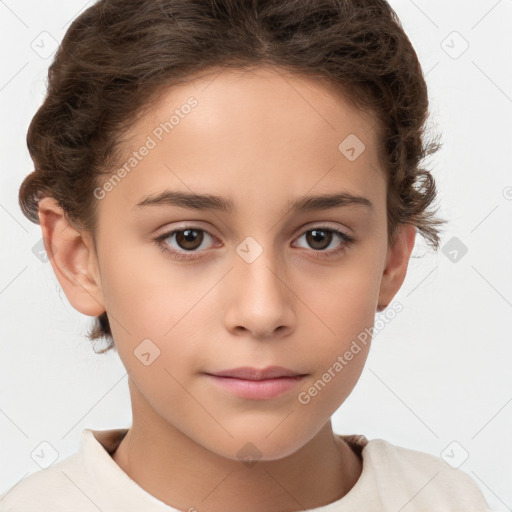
left=294, top=226, right=356, bottom=259
left=175, top=229, right=205, bottom=251
left=305, top=229, right=334, bottom=251
left=155, top=224, right=355, bottom=262
left=155, top=227, right=218, bottom=259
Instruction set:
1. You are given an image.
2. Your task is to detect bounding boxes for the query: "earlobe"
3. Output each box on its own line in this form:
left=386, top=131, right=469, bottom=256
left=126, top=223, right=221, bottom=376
left=37, top=197, right=105, bottom=317
left=377, top=224, right=416, bottom=312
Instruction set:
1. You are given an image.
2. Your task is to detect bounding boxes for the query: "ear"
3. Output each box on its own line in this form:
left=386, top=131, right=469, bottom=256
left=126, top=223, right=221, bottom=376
left=37, top=197, right=105, bottom=317
left=377, top=223, right=416, bottom=312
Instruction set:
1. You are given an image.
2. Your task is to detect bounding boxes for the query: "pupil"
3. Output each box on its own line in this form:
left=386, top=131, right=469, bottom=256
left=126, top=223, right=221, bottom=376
left=178, top=229, right=203, bottom=250
left=308, top=229, right=331, bottom=250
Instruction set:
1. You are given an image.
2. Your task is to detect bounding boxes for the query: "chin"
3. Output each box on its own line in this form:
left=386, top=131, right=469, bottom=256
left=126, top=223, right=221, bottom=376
left=198, top=422, right=317, bottom=464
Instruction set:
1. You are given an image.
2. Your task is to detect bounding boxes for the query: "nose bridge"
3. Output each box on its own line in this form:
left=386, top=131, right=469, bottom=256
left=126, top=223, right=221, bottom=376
left=234, top=233, right=285, bottom=299
left=224, top=233, right=294, bottom=337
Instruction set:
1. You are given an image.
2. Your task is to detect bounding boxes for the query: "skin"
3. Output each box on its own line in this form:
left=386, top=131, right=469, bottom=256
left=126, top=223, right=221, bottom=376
left=38, top=65, right=416, bottom=511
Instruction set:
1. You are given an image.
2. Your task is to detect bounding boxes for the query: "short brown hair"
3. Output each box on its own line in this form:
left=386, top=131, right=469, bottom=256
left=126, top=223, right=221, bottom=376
left=19, top=0, right=446, bottom=352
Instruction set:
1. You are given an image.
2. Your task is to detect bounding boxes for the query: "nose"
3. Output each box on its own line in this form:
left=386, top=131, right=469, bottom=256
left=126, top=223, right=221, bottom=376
left=223, top=246, right=296, bottom=340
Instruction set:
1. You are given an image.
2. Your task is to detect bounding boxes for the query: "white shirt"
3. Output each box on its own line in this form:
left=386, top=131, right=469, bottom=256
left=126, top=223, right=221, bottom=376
left=0, top=428, right=491, bottom=511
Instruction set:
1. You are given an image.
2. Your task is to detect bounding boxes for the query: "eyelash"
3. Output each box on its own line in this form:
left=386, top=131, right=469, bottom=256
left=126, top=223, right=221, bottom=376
left=154, top=226, right=356, bottom=261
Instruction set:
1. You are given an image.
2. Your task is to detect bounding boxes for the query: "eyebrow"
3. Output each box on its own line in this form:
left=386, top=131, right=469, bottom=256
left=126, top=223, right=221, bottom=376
left=134, top=190, right=373, bottom=215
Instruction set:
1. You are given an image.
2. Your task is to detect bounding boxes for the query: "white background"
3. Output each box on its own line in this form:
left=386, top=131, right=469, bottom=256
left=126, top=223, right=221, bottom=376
left=1, top=0, right=511, bottom=510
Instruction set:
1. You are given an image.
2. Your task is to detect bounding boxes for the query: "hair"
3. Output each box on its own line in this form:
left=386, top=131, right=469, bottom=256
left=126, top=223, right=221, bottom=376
left=19, top=0, right=446, bottom=353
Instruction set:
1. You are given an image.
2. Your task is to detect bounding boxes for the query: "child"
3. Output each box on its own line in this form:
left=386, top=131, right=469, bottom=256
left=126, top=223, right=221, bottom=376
left=1, top=0, right=492, bottom=510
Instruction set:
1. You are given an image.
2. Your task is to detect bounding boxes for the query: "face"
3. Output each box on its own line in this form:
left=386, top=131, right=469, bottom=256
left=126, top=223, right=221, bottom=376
left=51, top=66, right=413, bottom=461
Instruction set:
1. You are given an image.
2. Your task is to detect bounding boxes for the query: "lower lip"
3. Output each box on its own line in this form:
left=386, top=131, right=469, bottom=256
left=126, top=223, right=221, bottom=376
left=205, top=374, right=306, bottom=400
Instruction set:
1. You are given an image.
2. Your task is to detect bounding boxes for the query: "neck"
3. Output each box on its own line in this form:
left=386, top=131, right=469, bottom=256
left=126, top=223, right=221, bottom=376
left=112, top=383, right=362, bottom=512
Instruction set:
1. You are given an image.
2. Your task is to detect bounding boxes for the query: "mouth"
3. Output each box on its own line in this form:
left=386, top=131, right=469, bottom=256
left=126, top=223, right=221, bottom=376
left=204, top=366, right=308, bottom=400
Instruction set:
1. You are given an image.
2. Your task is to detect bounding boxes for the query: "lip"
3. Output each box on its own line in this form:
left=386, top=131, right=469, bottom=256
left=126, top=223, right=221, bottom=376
left=204, top=366, right=308, bottom=400
left=208, top=366, right=304, bottom=380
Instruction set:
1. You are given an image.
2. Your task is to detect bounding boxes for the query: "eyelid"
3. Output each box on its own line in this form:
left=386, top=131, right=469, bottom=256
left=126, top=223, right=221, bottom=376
left=294, top=221, right=353, bottom=238
left=154, top=221, right=352, bottom=244
left=154, top=221, right=356, bottom=261
left=154, top=221, right=219, bottom=241
left=154, top=224, right=219, bottom=248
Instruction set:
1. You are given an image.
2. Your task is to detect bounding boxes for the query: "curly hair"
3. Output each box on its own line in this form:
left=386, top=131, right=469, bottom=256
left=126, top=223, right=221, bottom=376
left=19, top=0, right=446, bottom=353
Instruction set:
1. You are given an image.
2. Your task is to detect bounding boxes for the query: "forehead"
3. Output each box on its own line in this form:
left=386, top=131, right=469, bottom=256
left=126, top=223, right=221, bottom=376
left=138, top=65, right=380, bottom=152
left=99, top=65, right=384, bottom=215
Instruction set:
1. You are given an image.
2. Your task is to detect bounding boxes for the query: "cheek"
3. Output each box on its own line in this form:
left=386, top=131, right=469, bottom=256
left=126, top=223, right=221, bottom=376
left=99, top=237, right=207, bottom=336
left=296, top=256, right=381, bottom=346
left=100, top=245, right=221, bottom=389
left=291, top=255, right=381, bottom=396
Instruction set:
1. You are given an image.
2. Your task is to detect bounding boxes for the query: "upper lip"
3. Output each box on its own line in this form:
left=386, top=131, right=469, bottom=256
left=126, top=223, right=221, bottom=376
left=206, top=366, right=306, bottom=380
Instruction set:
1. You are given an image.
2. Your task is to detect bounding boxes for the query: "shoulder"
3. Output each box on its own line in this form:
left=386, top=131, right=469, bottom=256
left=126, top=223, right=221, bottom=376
left=0, top=449, right=98, bottom=512
left=0, top=432, right=101, bottom=512
left=363, top=438, right=491, bottom=511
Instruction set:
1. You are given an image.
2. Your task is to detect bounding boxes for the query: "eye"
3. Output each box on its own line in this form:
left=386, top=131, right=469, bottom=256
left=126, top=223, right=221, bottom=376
left=154, top=225, right=355, bottom=261
left=154, top=227, right=218, bottom=260
left=293, top=227, right=355, bottom=259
